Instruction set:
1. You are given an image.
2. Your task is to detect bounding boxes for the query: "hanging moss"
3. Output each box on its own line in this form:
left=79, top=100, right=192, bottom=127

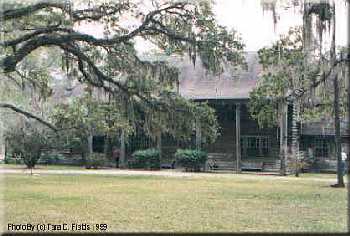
left=261, top=1, right=278, bottom=30
left=308, top=2, right=332, bottom=22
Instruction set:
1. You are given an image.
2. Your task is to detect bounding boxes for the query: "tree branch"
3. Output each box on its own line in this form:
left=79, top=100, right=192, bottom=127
left=291, top=58, right=349, bottom=99
left=0, top=27, right=73, bottom=47
left=1, top=1, right=129, bottom=22
left=1, top=2, right=195, bottom=73
left=1, top=2, right=65, bottom=20
left=0, top=103, right=57, bottom=131
left=65, top=44, right=176, bottom=114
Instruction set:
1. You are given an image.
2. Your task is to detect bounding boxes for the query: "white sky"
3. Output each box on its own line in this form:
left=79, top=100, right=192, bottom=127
left=213, top=0, right=348, bottom=51
left=77, top=0, right=349, bottom=52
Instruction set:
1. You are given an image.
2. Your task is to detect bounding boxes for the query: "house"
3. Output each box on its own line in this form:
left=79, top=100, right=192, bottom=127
left=300, top=120, right=349, bottom=172
left=33, top=52, right=348, bottom=172
left=125, top=52, right=349, bottom=172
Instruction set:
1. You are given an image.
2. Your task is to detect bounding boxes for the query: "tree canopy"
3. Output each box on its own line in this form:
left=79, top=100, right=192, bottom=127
left=249, top=1, right=349, bottom=128
left=0, top=0, right=245, bottom=90
left=0, top=0, right=247, bottom=147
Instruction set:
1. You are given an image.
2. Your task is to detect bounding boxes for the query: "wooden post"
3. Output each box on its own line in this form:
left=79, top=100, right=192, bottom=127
left=196, top=118, right=204, bottom=171
left=157, top=131, right=162, bottom=166
left=119, top=130, right=126, bottom=168
left=195, top=117, right=202, bottom=150
left=258, top=138, right=263, bottom=156
left=235, top=104, right=241, bottom=173
left=284, top=103, right=289, bottom=172
left=279, top=102, right=288, bottom=175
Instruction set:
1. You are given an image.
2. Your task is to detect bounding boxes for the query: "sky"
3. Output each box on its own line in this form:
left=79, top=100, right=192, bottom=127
left=213, top=0, right=348, bottom=51
left=77, top=0, right=349, bottom=52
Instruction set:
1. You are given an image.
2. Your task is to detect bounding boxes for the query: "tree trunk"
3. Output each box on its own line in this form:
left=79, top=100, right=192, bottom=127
left=303, top=2, right=313, bottom=62
left=348, top=0, right=350, bottom=180
left=330, top=1, right=344, bottom=187
left=334, top=73, right=345, bottom=187
left=291, top=101, right=300, bottom=177
left=5, top=138, right=8, bottom=160
left=195, top=117, right=202, bottom=150
left=87, top=133, right=93, bottom=156
left=79, top=136, right=87, bottom=165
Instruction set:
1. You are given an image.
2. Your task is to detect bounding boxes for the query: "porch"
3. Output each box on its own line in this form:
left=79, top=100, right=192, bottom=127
left=153, top=99, right=281, bottom=172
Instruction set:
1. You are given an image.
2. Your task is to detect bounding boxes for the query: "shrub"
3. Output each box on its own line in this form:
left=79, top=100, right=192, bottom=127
left=4, top=156, right=24, bottom=165
left=39, top=153, right=66, bottom=165
left=287, top=158, right=310, bottom=174
left=131, top=149, right=160, bottom=170
left=5, top=125, right=48, bottom=169
left=85, top=153, right=106, bottom=169
left=175, top=149, right=207, bottom=172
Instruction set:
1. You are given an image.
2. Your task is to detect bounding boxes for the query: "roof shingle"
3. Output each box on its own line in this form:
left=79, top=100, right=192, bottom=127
left=176, top=52, right=261, bottom=100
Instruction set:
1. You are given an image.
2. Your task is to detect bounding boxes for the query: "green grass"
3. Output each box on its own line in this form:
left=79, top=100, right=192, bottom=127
left=2, top=173, right=348, bottom=233
left=0, top=163, right=85, bottom=170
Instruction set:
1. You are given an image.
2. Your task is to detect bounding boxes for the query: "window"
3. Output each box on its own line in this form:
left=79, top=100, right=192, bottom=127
left=260, top=138, right=268, bottom=148
left=241, top=136, right=270, bottom=157
left=247, top=138, right=257, bottom=148
left=314, top=138, right=330, bottom=158
left=242, top=136, right=269, bottom=149
left=92, top=136, right=105, bottom=153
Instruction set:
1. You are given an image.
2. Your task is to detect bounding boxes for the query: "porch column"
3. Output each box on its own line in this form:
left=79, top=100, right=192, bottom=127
left=235, top=104, right=241, bottom=173
left=279, top=102, right=288, bottom=175
left=195, top=117, right=202, bottom=150
left=157, top=131, right=162, bottom=165
left=119, top=130, right=126, bottom=168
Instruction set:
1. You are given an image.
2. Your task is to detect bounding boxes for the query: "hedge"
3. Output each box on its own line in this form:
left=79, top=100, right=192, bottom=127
left=175, top=149, right=207, bottom=172
left=130, top=148, right=160, bottom=170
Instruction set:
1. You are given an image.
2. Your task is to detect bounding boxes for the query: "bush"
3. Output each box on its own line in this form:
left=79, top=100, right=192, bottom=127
left=85, top=153, right=106, bottom=169
left=131, top=149, right=160, bottom=170
left=4, top=156, right=24, bottom=165
left=175, top=149, right=207, bottom=172
left=287, top=158, right=310, bottom=174
left=5, top=125, right=48, bottom=169
left=39, top=153, right=66, bottom=165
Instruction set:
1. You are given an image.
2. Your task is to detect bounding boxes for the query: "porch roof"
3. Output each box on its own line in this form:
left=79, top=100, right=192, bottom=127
left=301, top=121, right=350, bottom=137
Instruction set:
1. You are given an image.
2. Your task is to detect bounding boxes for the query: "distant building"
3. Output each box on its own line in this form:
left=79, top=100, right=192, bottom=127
left=43, top=52, right=350, bottom=172
left=155, top=52, right=349, bottom=172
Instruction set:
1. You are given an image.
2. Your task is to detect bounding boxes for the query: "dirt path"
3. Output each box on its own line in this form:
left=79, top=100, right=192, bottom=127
left=0, top=167, right=345, bottom=183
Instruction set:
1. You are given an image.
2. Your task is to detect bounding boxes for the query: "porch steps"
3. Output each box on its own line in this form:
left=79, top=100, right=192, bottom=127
left=262, top=160, right=281, bottom=172
left=207, top=153, right=281, bottom=172
left=207, top=153, right=235, bottom=171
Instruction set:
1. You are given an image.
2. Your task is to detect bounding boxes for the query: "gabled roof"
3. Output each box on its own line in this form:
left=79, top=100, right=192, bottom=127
left=176, top=52, right=261, bottom=100
left=51, top=52, right=261, bottom=102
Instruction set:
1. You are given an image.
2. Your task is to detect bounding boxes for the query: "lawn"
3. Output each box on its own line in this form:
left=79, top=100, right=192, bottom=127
left=0, top=164, right=86, bottom=170
left=1, top=172, right=348, bottom=233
